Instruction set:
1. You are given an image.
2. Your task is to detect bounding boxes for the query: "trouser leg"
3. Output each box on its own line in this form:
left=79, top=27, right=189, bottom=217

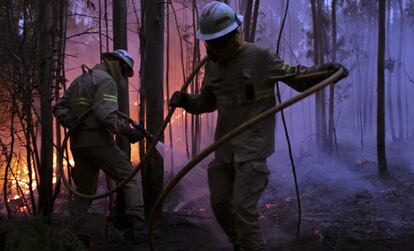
left=91, top=145, right=144, bottom=220
left=207, top=159, right=239, bottom=246
left=233, top=159, right=269, bottom=251
left=71, top=149, right=99, bottom=216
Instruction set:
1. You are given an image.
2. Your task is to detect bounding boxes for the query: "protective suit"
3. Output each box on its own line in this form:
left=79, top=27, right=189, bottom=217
left=177, top=40, right=332, bottom=251
left=170, top=2, right=348, bottom=249
left=53, top=51, right=146, bottom=242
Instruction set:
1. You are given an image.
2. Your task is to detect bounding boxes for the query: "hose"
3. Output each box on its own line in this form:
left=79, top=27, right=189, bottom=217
left=57, top=56, right=208, bottom=200
left=148, top=68, right=345, bottom=251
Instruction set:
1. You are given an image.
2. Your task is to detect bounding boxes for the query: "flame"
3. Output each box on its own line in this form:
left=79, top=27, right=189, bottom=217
left=0, top=102, right=215, bottom=215
left=1, top=149, right=76, bottom=214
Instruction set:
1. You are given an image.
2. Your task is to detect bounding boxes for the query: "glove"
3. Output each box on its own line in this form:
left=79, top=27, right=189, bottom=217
left=169, top=91, right=188, bottom=108
left=57, top=114, right=79, bottom=129
left=320, top=63, right=349, bottom=83
left=124, top=128, right=145, bottom=144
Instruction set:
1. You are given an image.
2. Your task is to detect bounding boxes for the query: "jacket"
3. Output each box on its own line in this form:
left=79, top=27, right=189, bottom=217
left=183, top=43, right=328, bottom=162
left=53, top=64, right=129, bottom=149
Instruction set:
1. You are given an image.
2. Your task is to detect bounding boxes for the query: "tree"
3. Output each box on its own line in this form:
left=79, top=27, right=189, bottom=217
left=165, top=0, right=175, bottom=173
left=396, top=0, right=404, bottom=139
left=37, top=0, right=55, bottom=218
left=311, top=0, right=328, bottom=148
left=113, top=0, right=130, bottom=222
left=140, top=0, right=164, bottom=218
left=377, top=0, right=389, bottom=177
left=191, top=0, right=201, bottom=158
left=52, top=0, right=68, bottom=207
left=243, top=0, right=261, bottom=42
left=328, top=0, right=337, bottom=152
left=385, top=0, right=396, bottom=141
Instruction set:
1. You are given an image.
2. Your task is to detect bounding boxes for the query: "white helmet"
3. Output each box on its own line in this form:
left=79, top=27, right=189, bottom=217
left=196, top=1, right=244, bottom=41
left=102, top=49, right=134, bottom=77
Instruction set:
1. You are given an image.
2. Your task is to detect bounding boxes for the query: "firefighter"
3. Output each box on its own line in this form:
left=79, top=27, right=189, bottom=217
left=169, top=1, right=348, bottom=251
left=53, top=49, right=146, bottom=242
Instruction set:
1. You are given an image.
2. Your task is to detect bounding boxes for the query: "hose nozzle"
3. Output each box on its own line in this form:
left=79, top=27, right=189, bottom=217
left=131, top=121, right=154, bottom=142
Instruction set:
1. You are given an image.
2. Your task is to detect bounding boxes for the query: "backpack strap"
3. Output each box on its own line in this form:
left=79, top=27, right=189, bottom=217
left=81, top=64, right=93, bottom=74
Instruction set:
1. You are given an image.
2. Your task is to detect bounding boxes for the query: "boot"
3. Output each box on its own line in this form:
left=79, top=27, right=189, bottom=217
left=124, top=215, right=148, bottom=244
left=110, top=214, right=129, bottom=230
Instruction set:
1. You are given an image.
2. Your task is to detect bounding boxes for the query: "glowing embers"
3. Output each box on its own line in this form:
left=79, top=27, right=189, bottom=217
left=1, top=152, right=74, bottom=215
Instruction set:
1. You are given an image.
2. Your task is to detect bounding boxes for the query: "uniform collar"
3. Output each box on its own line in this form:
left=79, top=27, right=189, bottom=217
left=93, top=64, right=109, bottom=72
left=207, top=33, right=246, bottom=63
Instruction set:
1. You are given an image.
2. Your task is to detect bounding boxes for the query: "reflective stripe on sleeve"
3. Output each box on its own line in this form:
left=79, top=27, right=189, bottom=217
left=281, top=63, right=294, bottom=73
left=103, top=94, right=118, bottom=103
left=72, top=97, right=92, bottom=106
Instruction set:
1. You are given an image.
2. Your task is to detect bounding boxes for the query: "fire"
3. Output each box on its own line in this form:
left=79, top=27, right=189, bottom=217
left=5, top=156, right=37, bottom=199
left=0, top=150, right=76, bottom=214
left=0, top=104, right=214, bottom=215
left=264, top=201, right=282, bottom=209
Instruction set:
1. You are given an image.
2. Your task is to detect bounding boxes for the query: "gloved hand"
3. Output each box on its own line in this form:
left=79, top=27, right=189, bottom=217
left=169, top=91, right=188, bottom=108
left=320, top=63, right=349, bottom=82
left=57, top=114, right=79, bottom=129
left=124, top=128, right=145, bottom=143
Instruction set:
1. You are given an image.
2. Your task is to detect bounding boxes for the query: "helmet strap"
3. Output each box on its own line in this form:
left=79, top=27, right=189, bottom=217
left=235, top=14, right=242, bottom=25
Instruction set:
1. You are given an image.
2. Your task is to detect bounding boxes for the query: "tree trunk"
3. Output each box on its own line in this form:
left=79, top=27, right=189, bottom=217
left=377, top=0, right=389, bottom=177
left=113, top=0, right=130, bottom=155
left=385, top=0, right=396, bottom=141
left=243, top=0, right=253, bottom=41
left=328, top=0, right=336, bottom=152
left=317, top=0, right=327, bottom=146
left=311, top=0, right=326, bottom=147
left=191, top=0, right=201, bottom=158
left=140, top=0, right=164, bottom=218
left=396, top=0, right=404, bottom=139
left=249, top=0, right=260, bottom=42
left=52, top=0, right=67, bottom=207
left=169, top=1, right=188, bottom=158
left=37, top=0, right=54, bottom=218
left=165, top=1, right=174, bottom=175
left=104, top=0, right=109, bottom=51
left=112, top=0, right=130, bottom=220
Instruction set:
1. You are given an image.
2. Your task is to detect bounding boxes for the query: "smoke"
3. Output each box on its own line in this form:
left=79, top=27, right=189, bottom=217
left=59, top=1, right=414, bottom=244
left=160, top=144, right=211, bottom=211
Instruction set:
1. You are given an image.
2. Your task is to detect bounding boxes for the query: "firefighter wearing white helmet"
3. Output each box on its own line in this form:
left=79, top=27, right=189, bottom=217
left=53, top=49, right=147, bottom=244
left=196, top=0, right=244, bottom=41
left=102, top=49, right=135, bottom=77
left=170, top=1, right=349, bottom=250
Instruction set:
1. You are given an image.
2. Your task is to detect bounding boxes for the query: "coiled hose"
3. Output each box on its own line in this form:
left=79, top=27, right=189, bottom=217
left=58, top=57, right=209, bottom=200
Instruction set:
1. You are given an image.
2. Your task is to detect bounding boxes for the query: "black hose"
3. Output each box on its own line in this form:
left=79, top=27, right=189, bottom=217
left=275, top=0, right=302, bottom=240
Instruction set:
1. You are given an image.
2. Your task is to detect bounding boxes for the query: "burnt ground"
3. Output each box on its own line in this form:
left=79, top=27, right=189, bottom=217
left=87, top=169, right=414, bottom=251
left=93, top=137, right=414, bottom=251
left=1, top=139, right=414, bottom=250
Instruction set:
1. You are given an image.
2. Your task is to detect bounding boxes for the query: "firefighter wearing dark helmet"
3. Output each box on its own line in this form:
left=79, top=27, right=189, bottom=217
left=53, top=49, right=147, bottom=243
left=170, top=1, right=348, bottom=250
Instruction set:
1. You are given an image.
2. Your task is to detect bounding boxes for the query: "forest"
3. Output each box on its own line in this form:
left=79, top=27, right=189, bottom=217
left=0, top=0, right=413, bottom=250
